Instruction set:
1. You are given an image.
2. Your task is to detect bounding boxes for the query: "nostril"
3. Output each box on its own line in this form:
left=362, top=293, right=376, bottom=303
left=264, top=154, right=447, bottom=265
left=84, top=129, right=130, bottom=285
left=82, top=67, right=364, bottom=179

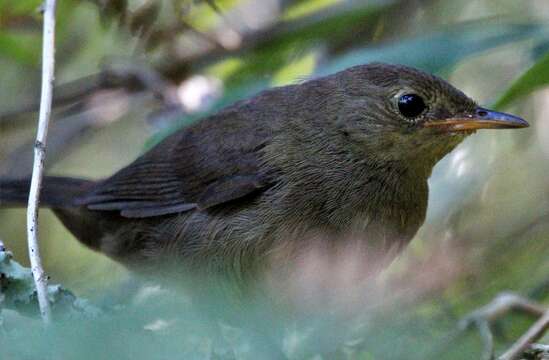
left=477, top=109, right=488, bottom=117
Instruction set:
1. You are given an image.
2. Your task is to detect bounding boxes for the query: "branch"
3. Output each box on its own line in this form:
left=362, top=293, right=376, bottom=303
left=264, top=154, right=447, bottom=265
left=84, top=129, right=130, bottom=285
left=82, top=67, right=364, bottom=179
left=26, top=0, right=57, bottom=324
left=459, top=292, right=547, bottom=360
left=498, top=310, right=549, bottom=360
left=523, top=344, right=549, bottom=359
left=0, top=63, right=175, bottom=124
left=458, top=292, right=548, bottom=360
left=0, top=74, right=101, bottom=123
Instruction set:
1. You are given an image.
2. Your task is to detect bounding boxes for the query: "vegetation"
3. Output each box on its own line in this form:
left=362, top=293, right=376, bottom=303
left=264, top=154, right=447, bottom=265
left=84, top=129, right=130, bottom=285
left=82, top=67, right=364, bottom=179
left=1, top=0, right=548, bottom=359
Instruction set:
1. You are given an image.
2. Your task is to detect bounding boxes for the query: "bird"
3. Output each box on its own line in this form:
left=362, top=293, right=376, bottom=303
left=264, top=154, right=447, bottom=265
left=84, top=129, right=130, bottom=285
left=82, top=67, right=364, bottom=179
left=0, top=63, right=528, bottom=286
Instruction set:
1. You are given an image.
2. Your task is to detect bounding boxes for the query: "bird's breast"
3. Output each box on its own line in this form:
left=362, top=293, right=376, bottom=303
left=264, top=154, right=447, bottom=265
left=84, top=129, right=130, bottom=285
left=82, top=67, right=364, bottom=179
left=265, top=168, right=429, bottom=263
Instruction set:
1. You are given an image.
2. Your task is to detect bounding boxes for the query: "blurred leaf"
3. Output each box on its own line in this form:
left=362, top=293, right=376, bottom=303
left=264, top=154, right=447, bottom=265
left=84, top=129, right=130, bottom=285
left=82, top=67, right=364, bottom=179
left=270, top=0, right=392, bottom=44
left=283, top=0, right=341, bottom=21
left=224, top=0, right=394, bottom=88
left=0, top=31, right=40, bottom=65
left=166, top=1, right=389, bottom=145
left=0, top=0, right=41, bottom=17
left=493, top=50, right=549, bottom=110
left=272, top=50, right=318, bottom=85
left=186, top=0, right=241, bottom=31
left=320, top=21, right=547, bottom=76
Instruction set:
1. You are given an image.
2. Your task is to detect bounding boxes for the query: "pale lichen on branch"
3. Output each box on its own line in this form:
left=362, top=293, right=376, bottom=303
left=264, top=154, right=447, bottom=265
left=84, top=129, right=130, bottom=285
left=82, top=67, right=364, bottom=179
left=26, top=0, right=57, bottom=324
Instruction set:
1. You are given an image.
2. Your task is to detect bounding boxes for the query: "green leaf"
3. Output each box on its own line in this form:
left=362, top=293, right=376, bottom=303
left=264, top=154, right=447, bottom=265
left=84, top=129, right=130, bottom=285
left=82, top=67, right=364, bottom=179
left=0, top=32, right=40, bottom=66
left=0, top=0, right=42, bottom=16
left=0, top=245, right=101, bottom=317
left=282, top=0, right=340, bottom=21
left=493, top=50, right=549, bottom=110
left=320, top=21, right=546, bottom=76
left=223, top=0, right=394, bottom=89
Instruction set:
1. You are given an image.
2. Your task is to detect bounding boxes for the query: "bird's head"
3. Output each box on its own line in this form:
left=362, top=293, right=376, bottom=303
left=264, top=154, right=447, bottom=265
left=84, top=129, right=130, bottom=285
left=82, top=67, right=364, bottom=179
left=333, top=63, right=528, bottom=174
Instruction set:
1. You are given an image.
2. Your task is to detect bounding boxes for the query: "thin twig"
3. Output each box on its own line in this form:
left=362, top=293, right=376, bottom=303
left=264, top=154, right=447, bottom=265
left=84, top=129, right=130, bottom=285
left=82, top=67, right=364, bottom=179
left=459, top=293, right=547, bottom=360
left=498, top=310, right=549, bottom=360
left=477, top=319, right=495, bottom=360
left=26, top=0, right=57, bottom=324
left=460, top=293, right=546, bottom=326
left=0, top=63, right=176, bottom=124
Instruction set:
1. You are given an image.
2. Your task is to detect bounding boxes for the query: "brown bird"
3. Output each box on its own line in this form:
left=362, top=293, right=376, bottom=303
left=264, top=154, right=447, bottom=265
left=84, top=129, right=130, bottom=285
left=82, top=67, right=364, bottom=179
left=0, top=63, right=528, bottom=284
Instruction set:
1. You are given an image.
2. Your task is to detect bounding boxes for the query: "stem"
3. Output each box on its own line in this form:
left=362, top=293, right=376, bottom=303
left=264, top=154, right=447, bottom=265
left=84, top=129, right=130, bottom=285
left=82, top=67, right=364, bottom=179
left=499, top=310, right=549, bottom=360
left=26, top=0, right=57, bottom=324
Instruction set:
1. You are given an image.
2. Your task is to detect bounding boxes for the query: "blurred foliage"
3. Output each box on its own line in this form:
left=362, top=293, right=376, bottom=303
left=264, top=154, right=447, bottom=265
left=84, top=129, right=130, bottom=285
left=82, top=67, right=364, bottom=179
left=1, top=0, right=549, bottom=359
left=495, top=50, right=549, bottom=110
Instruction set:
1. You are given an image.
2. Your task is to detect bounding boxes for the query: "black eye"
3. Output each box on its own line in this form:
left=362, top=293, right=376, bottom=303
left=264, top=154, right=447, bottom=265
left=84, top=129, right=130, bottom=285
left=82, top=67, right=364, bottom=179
left=398, top=93, right=426, bottom=118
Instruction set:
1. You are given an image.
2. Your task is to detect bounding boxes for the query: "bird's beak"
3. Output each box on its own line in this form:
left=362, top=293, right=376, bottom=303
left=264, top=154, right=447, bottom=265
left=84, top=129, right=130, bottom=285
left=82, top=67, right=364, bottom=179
left=423, top=107, right=529, bottom=131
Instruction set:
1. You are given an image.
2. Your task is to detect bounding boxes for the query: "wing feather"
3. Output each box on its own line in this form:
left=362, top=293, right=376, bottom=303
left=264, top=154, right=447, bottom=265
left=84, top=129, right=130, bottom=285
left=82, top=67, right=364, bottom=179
left=76, top=111, right=274, bottom=218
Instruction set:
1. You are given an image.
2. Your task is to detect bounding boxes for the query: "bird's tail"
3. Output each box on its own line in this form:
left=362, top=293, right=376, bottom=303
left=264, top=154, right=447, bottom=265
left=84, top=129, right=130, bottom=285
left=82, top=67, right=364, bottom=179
left=0, top=176, right=95, bottom=208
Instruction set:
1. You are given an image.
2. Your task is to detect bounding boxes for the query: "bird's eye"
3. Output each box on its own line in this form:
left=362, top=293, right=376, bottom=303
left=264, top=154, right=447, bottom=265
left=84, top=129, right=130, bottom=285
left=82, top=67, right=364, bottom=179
left=398, top=93, right=426, bottom=118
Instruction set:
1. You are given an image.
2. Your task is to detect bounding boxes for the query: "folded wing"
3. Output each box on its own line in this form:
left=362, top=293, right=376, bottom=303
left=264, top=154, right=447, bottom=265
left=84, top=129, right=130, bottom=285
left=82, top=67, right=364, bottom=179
left=77, top=113, right=274, bottom=218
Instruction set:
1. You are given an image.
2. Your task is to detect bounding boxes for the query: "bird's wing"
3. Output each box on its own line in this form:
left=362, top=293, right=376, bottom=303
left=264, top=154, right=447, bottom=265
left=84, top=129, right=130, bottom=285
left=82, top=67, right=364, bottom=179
left=76, top=117, right=274, bottom=218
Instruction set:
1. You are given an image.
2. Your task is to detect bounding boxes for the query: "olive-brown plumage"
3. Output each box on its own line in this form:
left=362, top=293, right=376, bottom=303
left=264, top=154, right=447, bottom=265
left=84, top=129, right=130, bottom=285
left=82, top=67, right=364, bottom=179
left=0, top=63, right=528, bottom=280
